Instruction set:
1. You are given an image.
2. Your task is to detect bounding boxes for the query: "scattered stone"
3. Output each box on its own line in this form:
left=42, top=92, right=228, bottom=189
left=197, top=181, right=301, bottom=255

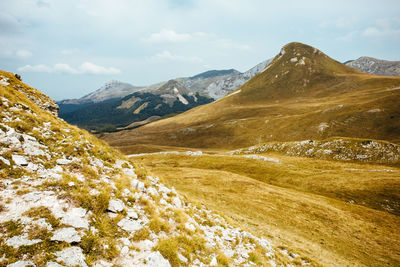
left=147, top=187, right=159, bottom=196
left=46, top=262, right=64, bottom=267
left=185, top=222, right=196, bottom=232
left=12, top=154, right=28, bottom=166
left=61, top=208, right=89, bottom=229
left=108, top=199, right=125, bottom=213
left=210, top=256, right=218, bottom=266
left=45, top=262, right=64, bottom=267
left=7, top=261, right=36, bottom=267
left=6, top=235, right=41, bottom=248
left=145, top=251, right=171, bottom=267
left=172, top=197, right=182, bottom=208
left=51, top=227, right=81, bottom=243
left=127, top=209, right=139, bottom=219
left=117, top=218, right=142, bottom=232
left=132, top=179, right=145, bottom=192
left=56, top=158, right=72, bottom=165
left=178, top=253, right=188, bottom=263
left=0, top=156, right=10, bottom=165
left=55, top=247, right=88, bottom=267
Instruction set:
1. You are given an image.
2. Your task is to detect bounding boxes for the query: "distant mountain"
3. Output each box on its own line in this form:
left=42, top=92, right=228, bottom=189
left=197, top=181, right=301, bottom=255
left=101, top=42, right=400, bottom=153
left=190, top=69, right=240, bottom=80
left=59, top=80, right=144, bottom=105
left=345, top=56, right=400, bottom=76
left=58, top=59, right=272, bottom=132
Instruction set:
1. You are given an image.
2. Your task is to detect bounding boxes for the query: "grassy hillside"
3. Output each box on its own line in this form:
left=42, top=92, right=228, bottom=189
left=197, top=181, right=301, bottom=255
left=133, top=152, right=400, bottom=267
left=101, top=42, right=400, bottom=153
left=1, top=70, right=303, bottom=266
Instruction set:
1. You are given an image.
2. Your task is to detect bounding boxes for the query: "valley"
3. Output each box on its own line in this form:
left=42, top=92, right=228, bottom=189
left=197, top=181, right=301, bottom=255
left=132, top=151, right=400, bottom=266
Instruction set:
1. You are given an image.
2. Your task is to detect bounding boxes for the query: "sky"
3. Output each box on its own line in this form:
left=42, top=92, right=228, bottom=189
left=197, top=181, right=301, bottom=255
left=1, top=0, right=399, bottom=101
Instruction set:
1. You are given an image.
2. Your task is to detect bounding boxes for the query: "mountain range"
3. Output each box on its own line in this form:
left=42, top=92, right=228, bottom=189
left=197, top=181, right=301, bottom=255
left=58, top=59, right=272, bottom=132
left=101, top=42, right=400, bottom=154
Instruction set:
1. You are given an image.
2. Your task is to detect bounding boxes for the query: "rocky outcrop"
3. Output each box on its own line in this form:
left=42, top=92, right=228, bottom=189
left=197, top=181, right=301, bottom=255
left=346, top=56, right=400, bottom=76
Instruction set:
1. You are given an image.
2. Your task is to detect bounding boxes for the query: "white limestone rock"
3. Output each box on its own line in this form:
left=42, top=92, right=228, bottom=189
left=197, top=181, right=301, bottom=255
left=172, top=197, right=182, bottom=208
left=55, top=247, right=88, bottom=267
left=7, top=261, right=36, bottom=267
left=12, top=154, right=28, bottom=166
left=178, top=253, right=188, bottom=263
left=132, top=179, right=146, bottom=192
left=117, top=218, right=142, bottom=232
left=0, top=156, right=10, bottom=165
left=56, top=158, right=72, bottom=165
left=46, top=262, right=64, bottom=267
left=51, top=227, right=81, bottom=243
left=6, top=235, right=41, bottom=248
left=61, top=207, right=89, bottom=229
left=210, top=256, right=218, bottom=266
left=145, top=251, right=171, bottom=267
left=127, top=209, right=139, bottom=219
left=108, top=199, right=125, bottom=213
left=185, top=222, right=196, bottom=232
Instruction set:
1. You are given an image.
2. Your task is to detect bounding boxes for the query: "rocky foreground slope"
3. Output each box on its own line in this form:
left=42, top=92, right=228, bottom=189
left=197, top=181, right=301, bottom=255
left=0, top=72, right=307, bottom=266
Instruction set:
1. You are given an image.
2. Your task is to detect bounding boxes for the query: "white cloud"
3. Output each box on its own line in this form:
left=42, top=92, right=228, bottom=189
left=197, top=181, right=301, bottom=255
left=79, top=61, right=121, bottom=74
left=153, top=51, right=202, bottom=63
left=362, top=18, right=400, bottom=38
left=16, top=49, right=33, bottom=59
left=18, top=64, right=52, bottom=73
left=145, top=29, right=192, bottom=43
left=17, top=62, right=120, bottom=75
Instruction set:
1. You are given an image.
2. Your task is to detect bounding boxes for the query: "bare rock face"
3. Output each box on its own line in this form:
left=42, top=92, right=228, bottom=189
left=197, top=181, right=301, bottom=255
left=144, top=252, right=171, bottom=267
left=55, top=247, right=88, bottom=267
left=346, top=56, right=400, bottom=76
left=51, top=227, right=81, bottom=243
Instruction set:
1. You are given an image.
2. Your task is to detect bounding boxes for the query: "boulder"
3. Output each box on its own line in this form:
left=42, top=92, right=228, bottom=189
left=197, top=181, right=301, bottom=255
left=51, top=227, right=81, bottom=243
left=55, top=247, right=88, bottom=267
left=117, top=218, right=142, bottom=232
left=145, top=251, right=171, bottom=267
left=108, top=199, right=125, bottom=213
left=7, top=261, right=35, bottom=267
left=12, top=154, right=28, bottom=166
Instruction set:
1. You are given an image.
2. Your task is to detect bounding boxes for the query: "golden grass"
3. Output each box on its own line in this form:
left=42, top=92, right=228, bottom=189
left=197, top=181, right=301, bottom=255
left=134, top=153, right=400, bottom=267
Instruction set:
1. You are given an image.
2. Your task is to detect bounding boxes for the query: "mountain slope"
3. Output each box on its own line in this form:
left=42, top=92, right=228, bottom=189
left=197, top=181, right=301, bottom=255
left=58, top=59, right=272, bottom=132
left=345, top=56, right=400, bottom=76
left=101, top=42, right=400, bottom=154
left=0, top=70, right=303, bottom=266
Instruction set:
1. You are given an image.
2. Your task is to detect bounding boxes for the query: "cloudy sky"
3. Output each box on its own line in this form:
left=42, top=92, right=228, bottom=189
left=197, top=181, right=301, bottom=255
left=1, top=0, right=399, bottom=100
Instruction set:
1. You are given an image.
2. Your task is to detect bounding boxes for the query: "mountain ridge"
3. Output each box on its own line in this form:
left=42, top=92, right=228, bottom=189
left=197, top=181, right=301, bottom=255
left=101, top=42, right=400, bottom=153
left=345, top=56, right=400, bottom=76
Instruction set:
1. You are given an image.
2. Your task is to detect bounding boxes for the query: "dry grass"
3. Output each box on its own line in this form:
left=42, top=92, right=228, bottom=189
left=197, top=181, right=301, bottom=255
left=135, top=153, right=400, bottom=267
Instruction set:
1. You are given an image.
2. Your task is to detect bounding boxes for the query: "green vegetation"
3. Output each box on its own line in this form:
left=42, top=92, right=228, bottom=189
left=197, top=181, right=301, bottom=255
left=59, top=92, right=213, bottom=133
